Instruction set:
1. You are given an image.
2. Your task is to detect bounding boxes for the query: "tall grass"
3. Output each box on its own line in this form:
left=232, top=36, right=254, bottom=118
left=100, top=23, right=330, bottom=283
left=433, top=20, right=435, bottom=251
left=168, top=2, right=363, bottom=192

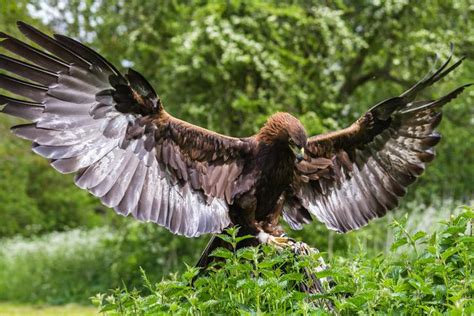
left=0, top=227, right=115, bottom=304
left=0, top=222, right=205, bottom=304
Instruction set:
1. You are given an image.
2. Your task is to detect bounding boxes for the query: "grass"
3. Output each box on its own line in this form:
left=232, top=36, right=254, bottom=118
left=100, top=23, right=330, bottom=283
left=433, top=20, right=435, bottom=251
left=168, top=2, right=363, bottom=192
left=0, top=224, right=203, bottom=305
left=0, top=228, right=117, bottom=304
left=0, top=302, right=98, bottom=316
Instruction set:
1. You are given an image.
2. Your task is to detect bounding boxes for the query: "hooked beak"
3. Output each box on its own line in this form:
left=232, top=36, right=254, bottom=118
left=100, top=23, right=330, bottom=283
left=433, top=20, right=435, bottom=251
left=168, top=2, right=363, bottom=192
left=291, top=146, right=305, bottom=162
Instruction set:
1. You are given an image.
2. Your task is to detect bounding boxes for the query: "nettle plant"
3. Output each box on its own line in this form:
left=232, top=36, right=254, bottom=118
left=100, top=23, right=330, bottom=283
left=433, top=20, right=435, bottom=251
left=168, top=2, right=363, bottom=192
left=94, top=207, right=473, bottom=315
left=328, top=207, right=473, bottom=314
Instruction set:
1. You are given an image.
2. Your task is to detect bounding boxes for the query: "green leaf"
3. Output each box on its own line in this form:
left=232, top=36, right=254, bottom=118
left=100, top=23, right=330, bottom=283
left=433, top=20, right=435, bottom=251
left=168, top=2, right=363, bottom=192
left=315, top=269, right=333, bottom=278
left=281, top=272, right=303, bottom=282
left=413, top=231, right=427, bottom=241
left=235, top=235, right=255, bottom=243
left=210, top=247, right=233, bottom=259
left=457, top=236, right=474, bottom=244
left=440, top=246, right=458, bottom=260
left=216, top=234, right=233, bottom=244
left=236, top=247, right=255, bottom=260
left=391, top=237, right=408, bottom=251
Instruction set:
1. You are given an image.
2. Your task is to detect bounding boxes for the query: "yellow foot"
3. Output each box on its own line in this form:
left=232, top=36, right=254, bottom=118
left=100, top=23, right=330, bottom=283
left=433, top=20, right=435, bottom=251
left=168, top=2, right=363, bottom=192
left=257, top=232, right=294, bottom=249
left=268, top=235, right=290, bottom=249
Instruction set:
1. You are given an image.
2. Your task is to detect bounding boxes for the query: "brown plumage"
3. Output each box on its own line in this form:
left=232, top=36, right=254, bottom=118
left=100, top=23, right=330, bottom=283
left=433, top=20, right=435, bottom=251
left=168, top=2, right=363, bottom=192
left=0, top=23, right=471, bottom=266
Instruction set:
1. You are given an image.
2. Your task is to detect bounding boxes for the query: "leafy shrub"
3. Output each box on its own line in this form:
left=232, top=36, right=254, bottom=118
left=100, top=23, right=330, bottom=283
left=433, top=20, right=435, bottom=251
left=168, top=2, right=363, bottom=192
left=94, top=207, right=473, bottom=315
left=102, top=221, right=206, bottom=291
left=328, top=207, right=473, bottom=314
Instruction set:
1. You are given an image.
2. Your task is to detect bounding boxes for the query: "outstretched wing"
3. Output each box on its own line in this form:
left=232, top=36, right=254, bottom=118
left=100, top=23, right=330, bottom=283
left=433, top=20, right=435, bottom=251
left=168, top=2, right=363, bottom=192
left=0, top=22, right=256, bottom=237
left=286, top=48, right=470, bottom=232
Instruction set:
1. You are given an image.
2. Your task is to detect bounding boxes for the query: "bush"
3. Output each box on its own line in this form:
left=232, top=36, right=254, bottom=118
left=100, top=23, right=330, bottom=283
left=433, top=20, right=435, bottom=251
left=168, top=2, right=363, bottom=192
left=94, top=207, right=474, bottom=315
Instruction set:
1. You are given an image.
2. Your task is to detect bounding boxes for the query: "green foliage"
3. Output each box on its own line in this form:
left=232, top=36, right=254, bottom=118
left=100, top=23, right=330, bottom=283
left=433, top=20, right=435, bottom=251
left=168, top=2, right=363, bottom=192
left=95, top=208, right=474, bottom=315
left=329, top=207, right=473, bottom=314
left=0, top=227, right=116, bottom=304
left=94, top=227, right=332, bottom=315
left=103, top=222, right=206, bottom=291
left=0, top=200, right=467, bottom=306
left=0, top=223, right=205, bottom=304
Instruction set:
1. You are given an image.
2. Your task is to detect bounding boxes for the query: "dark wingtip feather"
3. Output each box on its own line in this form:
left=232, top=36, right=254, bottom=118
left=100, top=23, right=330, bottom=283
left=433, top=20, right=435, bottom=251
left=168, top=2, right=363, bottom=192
left=435, top=56, right=465, bottom=82
left=16, top=21, right=43, bottom=39
left=126, top=68, right=158, bottom=98
left=0, top=53, right=58, bottom=85
left=16, top=21, right=91, bottom=69
left=402, top=83, right=472, bottom=114
left=0, top=95, right=43, bottom=121
left=16, top=20, right=27, bottom=27
left=10, top=123, right=38, bottom=141
left=17, top=21, right=42, bottom=36
left=53, top=33, right=121, bottom=76
left=400, top=45, right=465, bottom=101
left=0, top=73, right=48, bottom=101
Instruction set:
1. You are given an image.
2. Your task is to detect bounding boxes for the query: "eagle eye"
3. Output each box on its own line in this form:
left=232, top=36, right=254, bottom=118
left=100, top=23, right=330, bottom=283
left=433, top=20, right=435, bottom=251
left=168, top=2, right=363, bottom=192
left=289, top=138, right=301, bottom=149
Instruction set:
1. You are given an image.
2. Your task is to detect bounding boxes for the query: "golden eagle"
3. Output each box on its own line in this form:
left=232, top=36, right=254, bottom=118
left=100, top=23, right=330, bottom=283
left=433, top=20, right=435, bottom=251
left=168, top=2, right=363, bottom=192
left=0, top=22, right=470, bottom=266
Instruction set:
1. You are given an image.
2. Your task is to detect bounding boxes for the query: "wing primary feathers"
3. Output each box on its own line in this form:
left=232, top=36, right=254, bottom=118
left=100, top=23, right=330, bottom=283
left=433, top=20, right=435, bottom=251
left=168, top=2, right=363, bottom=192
left=368, top=49, right=466, bottom=121
left=0, top=95, right=43, bottom=120
left=401, top=48, right=465, bottom=101
left=17, top=21, right=91, bottom=69
left=299, top=47, right=470, bottom=233
left=0, top=32, right=69, bottom=72
left=0, top=73, right=47, bottom=101
left=53, top=34, right=120, bottom=75
left=0, top=53, right=58, bottom=85
left=401, top=83, right=472, bottom=114
left=0, top=21, right=248, bottom=237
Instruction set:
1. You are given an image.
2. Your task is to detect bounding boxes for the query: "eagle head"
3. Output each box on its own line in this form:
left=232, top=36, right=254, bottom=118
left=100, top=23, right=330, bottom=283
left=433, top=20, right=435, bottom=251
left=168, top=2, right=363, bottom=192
left=258, top=112, right=307, bottom=161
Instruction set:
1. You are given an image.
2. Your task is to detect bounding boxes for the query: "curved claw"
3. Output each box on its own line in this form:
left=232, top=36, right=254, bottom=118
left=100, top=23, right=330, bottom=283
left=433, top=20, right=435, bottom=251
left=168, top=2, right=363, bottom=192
left=280, top=233, right=297, bottom=243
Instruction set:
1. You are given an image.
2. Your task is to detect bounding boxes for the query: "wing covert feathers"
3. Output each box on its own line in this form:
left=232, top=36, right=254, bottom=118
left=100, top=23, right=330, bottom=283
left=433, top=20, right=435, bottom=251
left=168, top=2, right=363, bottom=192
left=0, top=22, right=255, bottom=237
left=292, top=48, right=470, bottom=233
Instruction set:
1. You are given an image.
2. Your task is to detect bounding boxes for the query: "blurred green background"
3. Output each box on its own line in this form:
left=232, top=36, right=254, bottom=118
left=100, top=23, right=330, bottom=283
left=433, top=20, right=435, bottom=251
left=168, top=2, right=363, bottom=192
left=0, top=0, right=473, bottom=309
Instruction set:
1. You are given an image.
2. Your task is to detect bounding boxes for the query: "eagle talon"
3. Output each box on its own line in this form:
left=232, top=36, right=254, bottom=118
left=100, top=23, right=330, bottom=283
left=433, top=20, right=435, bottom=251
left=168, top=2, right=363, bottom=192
left=257, top=231, right=295, bottom=248
left=280, top=233, right=297, bottom=243
left=267, top=235, right=292, bottom=249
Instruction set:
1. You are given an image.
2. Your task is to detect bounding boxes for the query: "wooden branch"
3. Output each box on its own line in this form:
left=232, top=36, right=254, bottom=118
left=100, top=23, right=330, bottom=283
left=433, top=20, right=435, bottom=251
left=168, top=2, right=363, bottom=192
left=336, top=4, right=411, bottom=102
left=337, top=66, right=414, bottom=101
